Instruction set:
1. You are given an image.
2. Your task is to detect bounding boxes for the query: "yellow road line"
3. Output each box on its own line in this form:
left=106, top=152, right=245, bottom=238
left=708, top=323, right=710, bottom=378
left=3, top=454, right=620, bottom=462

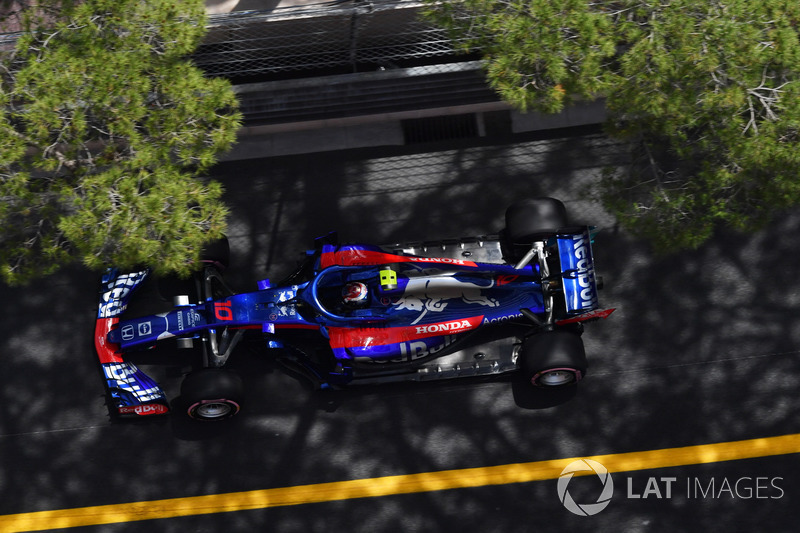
left=2, top=433, right=799, bottom=532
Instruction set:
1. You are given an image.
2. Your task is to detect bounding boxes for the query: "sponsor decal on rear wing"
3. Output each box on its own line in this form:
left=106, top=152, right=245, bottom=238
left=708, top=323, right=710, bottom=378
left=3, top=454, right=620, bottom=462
left=557, top=228, right=601, bottom=315
left=555, top=308, right=616, bottom=326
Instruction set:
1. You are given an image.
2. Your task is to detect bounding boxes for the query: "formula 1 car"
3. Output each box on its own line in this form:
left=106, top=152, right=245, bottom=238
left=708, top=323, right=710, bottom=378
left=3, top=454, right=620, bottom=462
left=93, top=198, right=613, bottom=420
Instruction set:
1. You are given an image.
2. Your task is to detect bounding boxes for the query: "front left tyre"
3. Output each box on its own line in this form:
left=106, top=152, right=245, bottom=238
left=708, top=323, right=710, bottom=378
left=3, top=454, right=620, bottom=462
left=181, top=369, right=243, bottom=421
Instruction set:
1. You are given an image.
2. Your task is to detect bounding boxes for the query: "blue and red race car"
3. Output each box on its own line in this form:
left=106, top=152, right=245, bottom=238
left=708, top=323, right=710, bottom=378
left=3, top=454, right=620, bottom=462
left=93, top=198, right=613, bottom=420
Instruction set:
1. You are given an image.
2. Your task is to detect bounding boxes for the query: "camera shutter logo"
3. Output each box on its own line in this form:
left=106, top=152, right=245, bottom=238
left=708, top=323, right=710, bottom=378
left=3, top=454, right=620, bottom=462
left=557, top=459, right=614, bottom=516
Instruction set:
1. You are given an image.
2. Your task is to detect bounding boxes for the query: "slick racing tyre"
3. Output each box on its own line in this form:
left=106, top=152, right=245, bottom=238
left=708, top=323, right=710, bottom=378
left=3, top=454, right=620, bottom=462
left=520, top=330, right=587, bottom=387
left=504, top=197, right=568, bottom=244
left=200, top=236, right=230, bottom=271
left=181, top=369, right=243, bottom=421
left=503, top=197, right=568, bottom=263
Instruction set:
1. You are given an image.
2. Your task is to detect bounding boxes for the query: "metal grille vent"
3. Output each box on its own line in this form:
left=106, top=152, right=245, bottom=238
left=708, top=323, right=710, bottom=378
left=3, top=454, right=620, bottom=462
left=401, top=114, right=479, bottom=144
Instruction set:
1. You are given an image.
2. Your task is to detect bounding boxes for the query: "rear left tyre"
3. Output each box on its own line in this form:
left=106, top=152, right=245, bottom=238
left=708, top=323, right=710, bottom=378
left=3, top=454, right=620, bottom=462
left=520, top=330, right=587, bottom=387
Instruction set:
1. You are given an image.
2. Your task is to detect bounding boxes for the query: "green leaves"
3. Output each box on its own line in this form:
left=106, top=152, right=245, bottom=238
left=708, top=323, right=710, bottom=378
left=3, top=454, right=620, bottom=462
left=426, top=0, right=800, bottom=252
left=0, top=0, right=242, bottom=285
left=426, top=0, right=616, bottom=113
left=58, top=167, right=228, bottom=276
left=602, top=0, right=800, bottom=251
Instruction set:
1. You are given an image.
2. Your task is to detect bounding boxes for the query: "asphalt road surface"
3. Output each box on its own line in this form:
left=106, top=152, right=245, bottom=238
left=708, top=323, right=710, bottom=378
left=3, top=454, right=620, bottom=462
left=1, top=128, right=800, bottom=532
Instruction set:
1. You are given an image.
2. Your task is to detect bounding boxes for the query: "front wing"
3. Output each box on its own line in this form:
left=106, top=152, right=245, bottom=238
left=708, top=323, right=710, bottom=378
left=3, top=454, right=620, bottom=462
left=94, top=269, right=170, bottom=417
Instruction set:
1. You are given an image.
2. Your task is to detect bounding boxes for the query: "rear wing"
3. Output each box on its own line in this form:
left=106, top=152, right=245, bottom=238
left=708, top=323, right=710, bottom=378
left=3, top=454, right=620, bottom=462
left=556, top=228, right=601, bottom=316
left=94, top=269, right=170, bottom=417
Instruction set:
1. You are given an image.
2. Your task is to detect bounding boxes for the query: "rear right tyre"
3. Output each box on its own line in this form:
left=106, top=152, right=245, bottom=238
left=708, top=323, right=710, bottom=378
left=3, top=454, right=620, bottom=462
left=503, top=197, right=568, bottom=262
left=505, top=197, right=568, bottom=244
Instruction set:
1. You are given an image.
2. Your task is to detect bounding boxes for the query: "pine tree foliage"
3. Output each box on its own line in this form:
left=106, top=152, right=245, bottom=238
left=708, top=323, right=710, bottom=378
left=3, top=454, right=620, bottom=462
left=426, top=0, right=800, bottom=251
left=0, top=0, right=242, bottom=284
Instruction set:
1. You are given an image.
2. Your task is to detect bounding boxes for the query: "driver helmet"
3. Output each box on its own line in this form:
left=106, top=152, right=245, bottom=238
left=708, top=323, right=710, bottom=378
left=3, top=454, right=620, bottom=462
left=342, top=282, right=369, bottom=306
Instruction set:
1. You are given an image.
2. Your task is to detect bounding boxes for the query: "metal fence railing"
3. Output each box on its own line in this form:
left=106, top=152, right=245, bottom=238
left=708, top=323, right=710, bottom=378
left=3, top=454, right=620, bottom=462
left=0, top=2, right=469, bottom=79
left=196, top=0, right=470, bottom=80
left=0, top=1, right=488, bottom=128
left=233, top=60, right=499, bottom=126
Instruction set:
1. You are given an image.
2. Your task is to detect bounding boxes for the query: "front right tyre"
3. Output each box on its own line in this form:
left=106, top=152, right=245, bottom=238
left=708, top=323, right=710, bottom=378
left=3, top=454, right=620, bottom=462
left=200, top=236, right=231, bottom=271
